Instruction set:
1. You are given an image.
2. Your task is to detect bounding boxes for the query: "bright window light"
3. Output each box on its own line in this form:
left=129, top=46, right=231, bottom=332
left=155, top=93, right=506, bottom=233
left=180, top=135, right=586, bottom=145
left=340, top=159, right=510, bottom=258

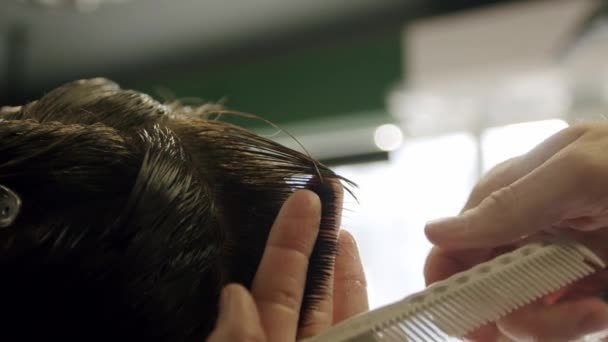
left=481, top=119, right=568, bottom=172
left=334, top=133, right=477, bottom=309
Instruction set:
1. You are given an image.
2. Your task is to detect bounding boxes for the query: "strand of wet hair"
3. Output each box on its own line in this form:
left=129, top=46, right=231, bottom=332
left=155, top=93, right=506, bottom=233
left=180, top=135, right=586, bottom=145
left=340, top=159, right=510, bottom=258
left=177, top=106, right=324, bottom=184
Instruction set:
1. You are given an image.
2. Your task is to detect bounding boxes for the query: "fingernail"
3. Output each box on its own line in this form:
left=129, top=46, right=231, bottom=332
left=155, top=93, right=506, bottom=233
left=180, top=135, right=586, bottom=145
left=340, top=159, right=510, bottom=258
left=341, top=230, right=358, bottom=254
left=425, top=216, right=461, bottom=235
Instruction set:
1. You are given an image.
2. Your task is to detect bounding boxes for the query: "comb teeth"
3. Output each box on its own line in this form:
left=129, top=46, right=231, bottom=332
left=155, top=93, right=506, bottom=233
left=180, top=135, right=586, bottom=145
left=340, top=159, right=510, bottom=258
left=306, top=239, right=605, bottom=342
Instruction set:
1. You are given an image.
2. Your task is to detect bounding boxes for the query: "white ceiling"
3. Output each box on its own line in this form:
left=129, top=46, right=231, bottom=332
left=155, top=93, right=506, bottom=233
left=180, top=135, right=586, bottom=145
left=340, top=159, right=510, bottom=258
left=0, top=0, right=408, bottom=85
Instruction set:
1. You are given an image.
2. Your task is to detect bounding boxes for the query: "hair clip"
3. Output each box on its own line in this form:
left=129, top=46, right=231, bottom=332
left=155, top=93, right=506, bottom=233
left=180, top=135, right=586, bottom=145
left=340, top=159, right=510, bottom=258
left=0, top=185, right=21, bottom=228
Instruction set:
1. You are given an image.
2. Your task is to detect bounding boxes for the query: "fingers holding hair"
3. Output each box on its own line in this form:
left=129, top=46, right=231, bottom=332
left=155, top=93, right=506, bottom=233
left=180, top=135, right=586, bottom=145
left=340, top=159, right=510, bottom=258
left=297, top=180, right=346, bottom=338
left=251, top=190, right=322, bottom=342
left=332, top=229, right=368, bottom=324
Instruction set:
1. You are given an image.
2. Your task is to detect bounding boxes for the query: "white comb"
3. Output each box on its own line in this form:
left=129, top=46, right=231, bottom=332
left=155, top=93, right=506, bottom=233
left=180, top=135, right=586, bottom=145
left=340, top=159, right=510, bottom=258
left=305, top=239, right=605, bottom=342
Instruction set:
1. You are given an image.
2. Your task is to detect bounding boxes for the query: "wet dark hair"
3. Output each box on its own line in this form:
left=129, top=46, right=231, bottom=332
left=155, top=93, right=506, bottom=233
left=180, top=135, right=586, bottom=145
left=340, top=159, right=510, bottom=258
left=0, top=78, right=350, bottom=341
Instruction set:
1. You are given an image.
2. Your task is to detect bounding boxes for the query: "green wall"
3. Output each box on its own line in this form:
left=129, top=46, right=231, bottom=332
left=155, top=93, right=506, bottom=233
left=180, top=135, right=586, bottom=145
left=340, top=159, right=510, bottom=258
left=130, top=31, right=402, bottom=127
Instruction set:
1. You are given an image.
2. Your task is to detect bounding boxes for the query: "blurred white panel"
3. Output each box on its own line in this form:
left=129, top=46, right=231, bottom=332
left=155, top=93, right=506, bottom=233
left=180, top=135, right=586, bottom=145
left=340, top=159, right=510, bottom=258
left=389, top=69, right=571, bottom=138
left=405, top=0, right=597, bottom=90
left=563, top=19, right=608, bottom=75
left=485, top=71, right=570, bottom=126
left=563, top=19, right=608, bottom=122
left=388, top=89, right=480, bottom=137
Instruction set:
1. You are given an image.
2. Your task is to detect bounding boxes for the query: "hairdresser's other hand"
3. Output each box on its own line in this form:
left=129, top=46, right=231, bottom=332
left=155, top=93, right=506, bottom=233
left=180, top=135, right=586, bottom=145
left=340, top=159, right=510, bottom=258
left=425, top=123, right=608, bottom=341
left=207, top=190, right=368, bottom=342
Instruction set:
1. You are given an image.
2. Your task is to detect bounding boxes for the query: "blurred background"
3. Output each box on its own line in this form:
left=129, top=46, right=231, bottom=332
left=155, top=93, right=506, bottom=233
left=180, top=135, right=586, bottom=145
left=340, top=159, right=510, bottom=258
left=2, top=0, right=608, bottom=309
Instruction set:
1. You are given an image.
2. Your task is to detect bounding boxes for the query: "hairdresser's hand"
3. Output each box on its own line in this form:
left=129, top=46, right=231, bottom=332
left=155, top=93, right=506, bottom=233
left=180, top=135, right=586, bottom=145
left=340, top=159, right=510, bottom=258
left=424, top=123, right=608, bottom=341
left=207, top=190, right=368, bottom=342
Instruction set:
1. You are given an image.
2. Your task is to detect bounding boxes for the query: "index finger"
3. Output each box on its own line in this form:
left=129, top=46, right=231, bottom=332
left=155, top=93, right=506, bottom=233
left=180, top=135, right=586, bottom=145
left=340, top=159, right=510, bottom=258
left=463, top=124, right=586, bottom=211
left=332, top=229, right=369, bottom=324
left=426, top=143, right=584, bottom=249
left=297, top=180, right=345, bottom=338
left=251, top=190, right=321, bottom=342
left=425, top=124, right=587, bottom=249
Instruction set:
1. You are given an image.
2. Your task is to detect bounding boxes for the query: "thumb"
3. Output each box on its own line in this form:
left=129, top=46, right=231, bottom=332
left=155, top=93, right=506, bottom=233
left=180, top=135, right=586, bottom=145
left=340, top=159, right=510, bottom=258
left=207, top=284, right=266, bottom=342
left=425, top=156, right=576, bottom=249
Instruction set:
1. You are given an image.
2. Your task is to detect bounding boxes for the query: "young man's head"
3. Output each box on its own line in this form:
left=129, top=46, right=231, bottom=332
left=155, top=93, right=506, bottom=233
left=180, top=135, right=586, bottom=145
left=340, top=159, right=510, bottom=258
left=0, top=78, right=348, bottom=341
